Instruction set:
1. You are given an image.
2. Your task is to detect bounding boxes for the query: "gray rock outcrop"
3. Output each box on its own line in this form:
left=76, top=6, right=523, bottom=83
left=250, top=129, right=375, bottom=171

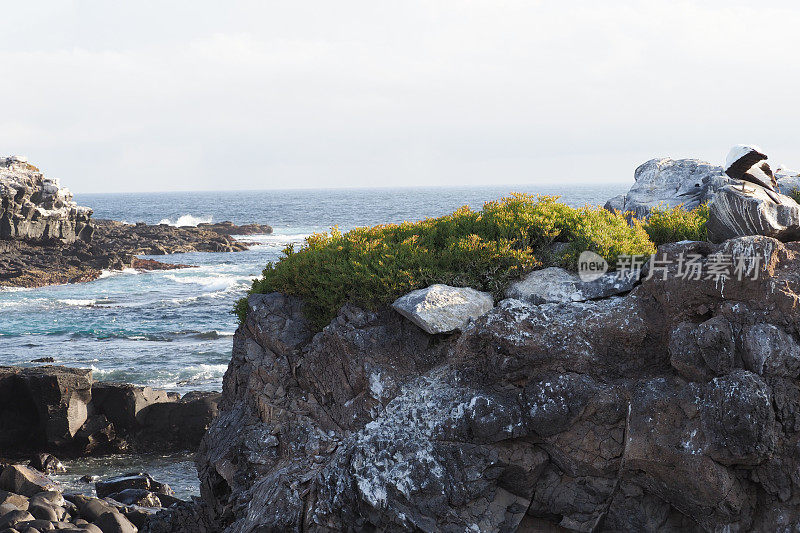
left=505, top=266, right=638, bottom=304
left=604, top=158, right=731, bottom=217
left=605, top=157, right=800, bottom=220
left=706, top=184, right=800, bottom=243
left=391, top=284, right=494, bottom=334
left=0, top=156, right=93, bottom=243
left=194, top=235, right=800, bottom=531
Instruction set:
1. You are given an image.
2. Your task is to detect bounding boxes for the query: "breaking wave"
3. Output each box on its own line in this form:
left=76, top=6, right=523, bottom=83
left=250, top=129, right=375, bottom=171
left=158, top=214, right=213, bottom=227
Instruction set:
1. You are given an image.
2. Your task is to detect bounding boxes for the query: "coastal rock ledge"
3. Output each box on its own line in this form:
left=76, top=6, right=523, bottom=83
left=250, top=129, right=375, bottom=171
left=0, top=155, right=93, bottom=243
left=190, top=235, right=800, bottom=532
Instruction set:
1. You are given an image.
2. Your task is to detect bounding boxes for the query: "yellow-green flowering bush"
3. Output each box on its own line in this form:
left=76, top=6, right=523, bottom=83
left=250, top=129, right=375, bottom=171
left=236, top=194, right=657, bottom=328
left=643, top=203, right=709, bottom=246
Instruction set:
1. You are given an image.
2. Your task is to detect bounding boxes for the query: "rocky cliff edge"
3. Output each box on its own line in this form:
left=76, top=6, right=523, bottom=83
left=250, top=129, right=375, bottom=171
left=192, top=235, right=800, bottom=532
left=0, top=156, right=93, bottom=243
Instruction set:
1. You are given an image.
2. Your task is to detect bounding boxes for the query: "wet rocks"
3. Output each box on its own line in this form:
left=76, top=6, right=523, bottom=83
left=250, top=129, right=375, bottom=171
left=0, top=477, right=170, bottom=533
left=391, top=284, right=494, bottom=334
left=96, top=474, right=174, bottom=499
left=28, top=454, right=65, bottom=476
left=193, top=236, right=800, bottom=531
left=706, top=183, right=800, bottom=243
left=196, top=221, right=272, bottom=236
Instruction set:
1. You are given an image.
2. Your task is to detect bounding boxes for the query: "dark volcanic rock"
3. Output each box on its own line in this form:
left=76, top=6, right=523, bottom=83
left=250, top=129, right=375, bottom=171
left=0, top=367, right=219, bottom=457
left=0, top=366, right=92, bottom=450
left=96, top=474, right=174, bottom=499
left=192, top=236, right=800, bottom=532
left=0, top=465, right=59, bottom=497
left=136, top=392, right=221, bottom=451
left=197, top=220, right=272, bottom=236
left=28, top=454, right=65, bottom=475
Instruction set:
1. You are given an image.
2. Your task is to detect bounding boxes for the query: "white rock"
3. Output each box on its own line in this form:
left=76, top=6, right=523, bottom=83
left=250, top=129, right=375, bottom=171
left=706, top=184, right=800, bottom=243
left=605, top=158, right=732, bottom=218
left=506, top=267, right=637, bottom=305
left=391, top=284, right=494, bottom=335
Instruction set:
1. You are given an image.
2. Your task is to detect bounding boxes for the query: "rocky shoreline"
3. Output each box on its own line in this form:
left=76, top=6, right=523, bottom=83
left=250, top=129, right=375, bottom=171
left=0, top=155, right=274, bottom=289
left=0, top=365, right=219, bottom=532
left=0, top=219, right=273, bottom=289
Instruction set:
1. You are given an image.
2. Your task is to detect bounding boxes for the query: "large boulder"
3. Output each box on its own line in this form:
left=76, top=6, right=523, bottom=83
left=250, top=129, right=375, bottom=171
left=706, top=184, right=800, bottom=243
left=90, top=382, right=178, bottom=433
left=391, top=284, right=494, bottom=334
left=604, top=158, right=731, bottom=218
left=505, top=266, right=637, bottom=304
left=0, top=366, right=93, bottom=449
left=0, top=465, right=59, bottom=497
left=195, top=236, right=800, bottom=531
left=136, top=391, right=221, bottom=450
left=0, top=156, right=93, bottom=243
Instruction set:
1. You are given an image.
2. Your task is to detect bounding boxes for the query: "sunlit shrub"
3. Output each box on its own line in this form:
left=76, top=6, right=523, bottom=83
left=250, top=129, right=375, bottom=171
left=236, top=194, right=657, bottom=328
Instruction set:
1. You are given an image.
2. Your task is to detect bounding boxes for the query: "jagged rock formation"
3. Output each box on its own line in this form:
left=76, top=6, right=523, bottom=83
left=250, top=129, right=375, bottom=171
left=0, top=366, right=219, bottom=457
left=604, top=158, right=731, bottom=218
left=0, top=156, right=93, bottom=243
left=706, top=184, right=800, bottom=243
left=194, top=236, right=800, bottom=532
left=0, top=219, right=260, bottom=289
left=605, top=157, right=800, bottom=220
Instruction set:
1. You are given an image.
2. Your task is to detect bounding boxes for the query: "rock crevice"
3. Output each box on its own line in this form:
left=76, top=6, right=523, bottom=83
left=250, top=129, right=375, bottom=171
left=195, top=235, right=800, bottom=531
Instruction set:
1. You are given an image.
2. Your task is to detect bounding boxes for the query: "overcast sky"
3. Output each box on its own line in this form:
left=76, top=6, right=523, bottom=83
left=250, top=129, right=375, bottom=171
left=1, top=1, right=799, bottom=193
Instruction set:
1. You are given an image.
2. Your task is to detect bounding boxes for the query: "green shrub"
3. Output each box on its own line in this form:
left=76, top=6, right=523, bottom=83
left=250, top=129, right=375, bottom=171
left=643, top=203, right=709, bottom=246
left=236, top=194, right=656, bottom=328
left=787, top=188, right=800, bottom=205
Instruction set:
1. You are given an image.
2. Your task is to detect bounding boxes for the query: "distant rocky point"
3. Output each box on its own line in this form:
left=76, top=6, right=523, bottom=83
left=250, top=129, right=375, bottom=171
left=0, top=155, right=93, bottom=243
left=0, top=157, right=273, bottom=288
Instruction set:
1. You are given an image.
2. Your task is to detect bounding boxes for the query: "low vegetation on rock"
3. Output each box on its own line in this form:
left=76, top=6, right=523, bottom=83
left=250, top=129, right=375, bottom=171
left=237, top=194, right=696, bottom=328
left=642, top=203, right=709, bottom=246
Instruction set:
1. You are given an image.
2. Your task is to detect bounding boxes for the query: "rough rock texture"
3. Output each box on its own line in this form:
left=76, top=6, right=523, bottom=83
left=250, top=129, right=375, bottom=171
left=604, top=158, right=731, bottom=217
left=0, top=156, right=93, bottom=243
left=707, top=184, right=800, bottom=243
left=194, top=235, right=800, bottom=531
left=391, top=284, right=494, bottom=334
left=0, top=366, right=92, bottom=449
left=505, top=266, right=638, bottom=304
left=0, top=366, right=219, bottom=457
left=0, top=465, right=60, bottom=496
left=197, top=221, right=273, bottom=236
left=605, top=157, right=800, bottom=220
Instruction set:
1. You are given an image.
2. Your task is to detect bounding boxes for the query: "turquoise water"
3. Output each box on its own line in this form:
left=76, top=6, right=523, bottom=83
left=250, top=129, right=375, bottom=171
left=0, top=185, right=624, bottom=393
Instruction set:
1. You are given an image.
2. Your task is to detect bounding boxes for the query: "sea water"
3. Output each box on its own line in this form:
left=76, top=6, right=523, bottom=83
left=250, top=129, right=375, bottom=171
left=0, top=184, right=625, bottom=495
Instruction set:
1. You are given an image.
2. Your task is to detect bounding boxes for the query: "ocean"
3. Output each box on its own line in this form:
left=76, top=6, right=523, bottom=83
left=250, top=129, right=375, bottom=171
left=0, top=184, right=625, bottom=497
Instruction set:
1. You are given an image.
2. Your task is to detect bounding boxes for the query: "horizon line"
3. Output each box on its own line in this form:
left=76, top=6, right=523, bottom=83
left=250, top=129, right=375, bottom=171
left=73, top=180, right=632, bottom=196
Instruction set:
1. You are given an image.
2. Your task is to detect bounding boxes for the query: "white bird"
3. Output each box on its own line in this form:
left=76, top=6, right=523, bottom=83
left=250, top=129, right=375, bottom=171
left=724, top=144, right=782, bottom=204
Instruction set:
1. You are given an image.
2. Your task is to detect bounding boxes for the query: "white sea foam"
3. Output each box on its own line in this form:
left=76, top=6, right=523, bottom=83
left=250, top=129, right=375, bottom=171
left=235, top=232, right=311, bottom=247
left=58, top=299, right=97, bottom=307
left=158, top=214, right=213, bottom=227
left=164, top=273, right=249, bottom=293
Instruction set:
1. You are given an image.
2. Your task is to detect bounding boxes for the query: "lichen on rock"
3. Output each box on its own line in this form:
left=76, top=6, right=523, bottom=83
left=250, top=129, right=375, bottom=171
left=194, top=235, right=800, bottom=531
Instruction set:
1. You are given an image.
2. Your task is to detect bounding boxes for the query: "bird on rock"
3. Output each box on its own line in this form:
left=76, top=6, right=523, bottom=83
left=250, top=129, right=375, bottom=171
left=724, top=144, right=782, bottom=204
